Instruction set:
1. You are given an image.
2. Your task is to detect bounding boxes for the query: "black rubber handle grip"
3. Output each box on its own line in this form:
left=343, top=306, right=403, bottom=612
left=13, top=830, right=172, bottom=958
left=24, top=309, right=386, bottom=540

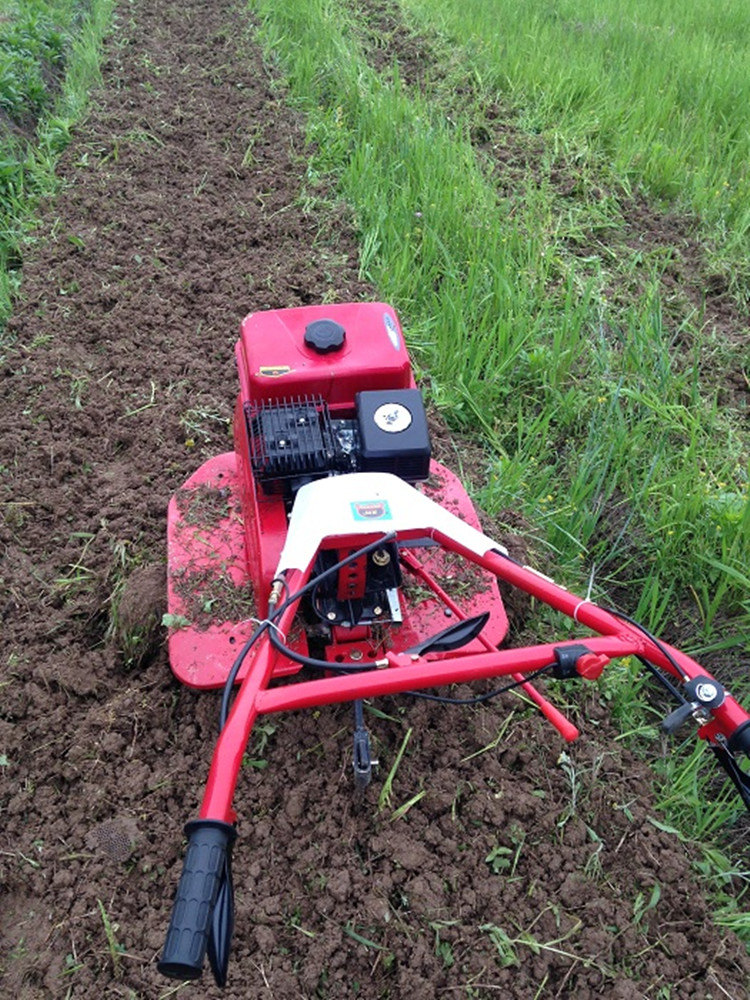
left=729, top=720, right=750, bottom=757
left=158, top=819, right=236, bottom=981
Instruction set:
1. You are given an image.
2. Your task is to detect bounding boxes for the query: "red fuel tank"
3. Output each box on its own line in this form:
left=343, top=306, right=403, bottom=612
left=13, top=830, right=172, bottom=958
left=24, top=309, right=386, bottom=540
left=235, top=301, right=414, bottom=408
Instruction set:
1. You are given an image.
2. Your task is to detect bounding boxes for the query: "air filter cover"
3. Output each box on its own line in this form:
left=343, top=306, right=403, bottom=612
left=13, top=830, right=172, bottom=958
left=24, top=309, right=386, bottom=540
left=356, top=389, right=431, bottom=482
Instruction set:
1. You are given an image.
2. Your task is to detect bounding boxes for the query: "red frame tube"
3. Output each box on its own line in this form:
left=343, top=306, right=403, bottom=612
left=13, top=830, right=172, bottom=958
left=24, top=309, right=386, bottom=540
left=399, top=548, right=580, bottom=741
left=200, top=574, right=306, bottom=822
left=199, top=535, right=750, bottom=825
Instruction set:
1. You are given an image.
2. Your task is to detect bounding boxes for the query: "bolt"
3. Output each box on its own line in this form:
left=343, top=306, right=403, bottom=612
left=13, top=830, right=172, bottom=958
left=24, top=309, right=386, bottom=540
left=373, top=606, right=383, bottom=616
left=372, top=549, right=391, bottom=567
left=327, top=611, right=337, bottom=621
left=696, top=682, right=718, bottom=703
left=349, top=649, right=363, bottom=661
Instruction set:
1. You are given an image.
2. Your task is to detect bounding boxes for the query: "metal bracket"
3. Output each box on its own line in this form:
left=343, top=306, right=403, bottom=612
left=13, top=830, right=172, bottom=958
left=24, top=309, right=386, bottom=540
left=352, top=700, right=378, bottom=789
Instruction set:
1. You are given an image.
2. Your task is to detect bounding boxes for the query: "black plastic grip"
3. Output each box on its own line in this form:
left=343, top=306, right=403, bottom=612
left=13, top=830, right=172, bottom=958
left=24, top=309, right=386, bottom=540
left=729, top=720, right=750, bottom=757
left=158, top=819, right=236, bottom=981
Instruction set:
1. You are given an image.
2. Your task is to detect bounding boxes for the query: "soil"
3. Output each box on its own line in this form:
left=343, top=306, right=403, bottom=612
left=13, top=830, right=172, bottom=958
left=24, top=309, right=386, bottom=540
left=0, top=0, right=748, bottom=998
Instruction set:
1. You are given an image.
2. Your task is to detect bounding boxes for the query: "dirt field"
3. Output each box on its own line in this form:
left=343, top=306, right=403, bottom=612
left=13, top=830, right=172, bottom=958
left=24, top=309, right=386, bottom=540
left=1, top=0, right=748, bottom=997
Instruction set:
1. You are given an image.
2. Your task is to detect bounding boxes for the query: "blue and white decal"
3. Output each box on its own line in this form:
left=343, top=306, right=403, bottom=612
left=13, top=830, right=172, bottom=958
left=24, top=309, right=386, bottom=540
left=383, top=312, right=401, bottom=351
left=351, top=499, right=393, bottom=521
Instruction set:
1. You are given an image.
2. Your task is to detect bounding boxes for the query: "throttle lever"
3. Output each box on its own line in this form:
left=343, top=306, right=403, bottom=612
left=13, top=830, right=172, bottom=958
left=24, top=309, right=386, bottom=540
left=662, top=676, right=726, bottom=735
left=662, top=700, right=697, bottom=734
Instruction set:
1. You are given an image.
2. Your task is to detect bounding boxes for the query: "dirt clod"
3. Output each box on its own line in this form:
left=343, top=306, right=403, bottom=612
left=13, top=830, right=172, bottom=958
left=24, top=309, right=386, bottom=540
left=112, top=562, right=166, bottom=665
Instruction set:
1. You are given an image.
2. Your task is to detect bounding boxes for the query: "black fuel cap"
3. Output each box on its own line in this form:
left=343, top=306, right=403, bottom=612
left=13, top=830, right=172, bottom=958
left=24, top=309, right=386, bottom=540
left=304, top=318, right=346, bottom=354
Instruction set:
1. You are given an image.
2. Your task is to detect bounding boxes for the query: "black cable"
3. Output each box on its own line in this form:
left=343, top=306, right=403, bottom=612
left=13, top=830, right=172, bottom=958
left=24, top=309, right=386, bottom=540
left=635, top=655, right=689, bottom=706
left=600, top=605, right=689, bottom=682
left=490, top=551, right=691, bottom=690
left=268, top=627, right=555, bottom=694
left=271, top=575, right=291, bottom=605
left=276, top=532, right=396, bottom=616
left=218, top=532, right=397, bottom=728
left=268, top=625, right=375, bottom=672
left=219, top=620, right=270, bottom=730
left=310, top=582, right=357, bottom=626
left=405, top=664, right=554, bottom=705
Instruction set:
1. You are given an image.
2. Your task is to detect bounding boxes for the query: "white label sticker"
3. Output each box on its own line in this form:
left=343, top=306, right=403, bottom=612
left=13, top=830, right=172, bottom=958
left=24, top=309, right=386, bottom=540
left=374, top=402, right=412, bottom=433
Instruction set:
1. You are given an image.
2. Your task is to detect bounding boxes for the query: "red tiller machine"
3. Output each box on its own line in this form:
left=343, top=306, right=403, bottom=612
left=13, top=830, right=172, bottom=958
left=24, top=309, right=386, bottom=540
left=159, top=302, right=750, bottom=986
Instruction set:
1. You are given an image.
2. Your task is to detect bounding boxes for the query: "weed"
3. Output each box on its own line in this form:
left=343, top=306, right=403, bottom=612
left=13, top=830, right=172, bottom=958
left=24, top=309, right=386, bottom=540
left=632, top=883, right=662, bottom=928
left=124, top=379, right=157, bottom=417
left=53, top=366, right=89, bottom=408
left=390, top=787, right=425, bottom=821
left=430, top=920, right=458, bottom=967
left=62, top=950, right=85, bottom=977
left=378, top=727, right=413, bottom=812
left=481, top=923, right=520, bottom=968
left=289, top=909, right=316, bottom=939
left=485, top=844, right=513, bottom=875
left=0, top=846, right=41, bottom=869
left=53, top=531, right=97, bottom=593
left=97, top=898, right=124, bottom=976
left=241, top=124, right=265, bottom=167
left=105, top=544, right=165, bottom=666
left=482, top=911, right=614, bottom=976
left=161, top=612, right=190, bottom=630
left=486, top=821, right=526, bottom=878
left=179, top=406, right=231, bottom=444
left=343, top=922, right=391, bottom=957
left=460, top=712, right=516, bottom=762
left=555, top=750, right=579, bottom=828
left=243, top=721, right=277, bottom=769
left=583, top=827, right=604, bottom=879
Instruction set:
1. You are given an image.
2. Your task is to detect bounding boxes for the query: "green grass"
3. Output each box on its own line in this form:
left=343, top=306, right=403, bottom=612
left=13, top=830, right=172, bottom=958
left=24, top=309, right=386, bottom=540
left=402, top=0, right=750, bottom=256
left=0, top=0, right=67, bottom=123
left=0, top=0, right=113, bottom=341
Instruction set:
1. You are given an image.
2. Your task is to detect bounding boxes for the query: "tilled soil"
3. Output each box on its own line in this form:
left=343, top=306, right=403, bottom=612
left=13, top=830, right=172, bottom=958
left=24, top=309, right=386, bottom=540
left=0, top=0, right=748, bottom=997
